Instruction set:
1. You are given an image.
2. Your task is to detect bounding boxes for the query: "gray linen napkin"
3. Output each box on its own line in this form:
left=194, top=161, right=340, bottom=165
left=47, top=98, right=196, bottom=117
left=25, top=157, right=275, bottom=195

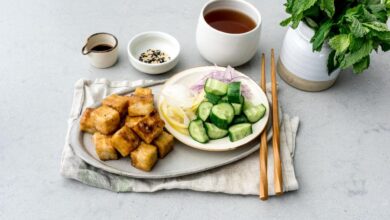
left=61, top=78, right=299, bottom=195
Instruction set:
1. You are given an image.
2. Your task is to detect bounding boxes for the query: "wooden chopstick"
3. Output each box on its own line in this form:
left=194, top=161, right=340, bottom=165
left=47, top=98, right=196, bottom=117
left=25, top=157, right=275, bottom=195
left=271, top=49, right=283, bottom=195
left=259, top=53, right=268, bottom=201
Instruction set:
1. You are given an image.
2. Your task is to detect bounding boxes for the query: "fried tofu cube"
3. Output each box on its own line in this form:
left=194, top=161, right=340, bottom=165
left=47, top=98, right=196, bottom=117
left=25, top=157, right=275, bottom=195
left=130, top=142, right=158, bottom=172
left=127, top=94, right=154, bottom=116
left=134, top=87, right=153, bottom=96
left=93, top=133, right=118, bottom=161
left=125, top=116, right=144, bottom=128
left=153, top=131, right=174, bottom=158
left=92, top=106, right=120, bottom=135
left=80, top=108, right=96, bottom=134
left=102, top=94, right=129, bottom=116
left=131, top=111, right=165, bottom=144
left=111, top=125, right=140, bottom=157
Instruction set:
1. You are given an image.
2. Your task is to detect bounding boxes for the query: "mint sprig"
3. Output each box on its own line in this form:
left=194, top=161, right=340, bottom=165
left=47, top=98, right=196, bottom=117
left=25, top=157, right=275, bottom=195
left=281, top=0, right=390, bottom=74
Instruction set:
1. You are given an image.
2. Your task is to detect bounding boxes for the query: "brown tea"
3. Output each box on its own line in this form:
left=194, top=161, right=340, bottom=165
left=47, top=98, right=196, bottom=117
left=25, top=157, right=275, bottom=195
left=91, top=44, right=113, bottom=52
left=204, top=9, right=256, bottom=34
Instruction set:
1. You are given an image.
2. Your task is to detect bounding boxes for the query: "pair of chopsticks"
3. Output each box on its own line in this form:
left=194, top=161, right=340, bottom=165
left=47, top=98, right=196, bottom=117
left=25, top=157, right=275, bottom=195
left=259, top=49, right=283, bottom=200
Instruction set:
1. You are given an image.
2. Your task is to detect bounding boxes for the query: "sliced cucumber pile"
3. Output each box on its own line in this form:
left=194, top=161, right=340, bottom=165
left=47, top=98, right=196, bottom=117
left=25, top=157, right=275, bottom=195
left=189, top=78, right=266, bottom=142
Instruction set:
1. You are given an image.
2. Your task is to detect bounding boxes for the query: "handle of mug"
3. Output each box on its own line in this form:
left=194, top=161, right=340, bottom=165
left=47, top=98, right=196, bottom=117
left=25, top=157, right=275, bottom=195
left=81, top=45, right=90, bottom=55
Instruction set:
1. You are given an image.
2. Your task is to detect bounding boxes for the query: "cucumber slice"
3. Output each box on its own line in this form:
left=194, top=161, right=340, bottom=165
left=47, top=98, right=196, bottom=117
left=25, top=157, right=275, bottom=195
left=232, top=114, right=249, bottom=124
left=197, top=102, right=213, bottom=121
left=228, top=123, right=253, bottom=142
left=239, top=95, right=244, bottom=104
left=205, top=122, right=228, bottom=139
left=218, top=96, right=229, bottom=104
left=243, top=102, right=266, bottom=123
left=231, top=103, right=242, bottom=115
left=205, top=93, right=221, bottom=105
left=209, top=103, right=234, bottom=129
left=204, top=78, right=228, bottom=96
left=189, top=119, right=209, bottom=143
left=227, top=82, right=241, bottom=103
left=243, top=100, right=254, bottom=110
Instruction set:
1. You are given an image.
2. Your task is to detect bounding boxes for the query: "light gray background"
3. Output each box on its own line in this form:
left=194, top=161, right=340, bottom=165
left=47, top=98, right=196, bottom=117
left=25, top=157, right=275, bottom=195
left=1, top=0, right=389, bottom=219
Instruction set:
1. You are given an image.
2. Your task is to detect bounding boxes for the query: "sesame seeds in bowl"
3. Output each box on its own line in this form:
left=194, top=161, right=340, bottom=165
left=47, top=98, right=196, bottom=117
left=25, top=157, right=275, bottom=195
left=128, top=31, right=180, bottom=74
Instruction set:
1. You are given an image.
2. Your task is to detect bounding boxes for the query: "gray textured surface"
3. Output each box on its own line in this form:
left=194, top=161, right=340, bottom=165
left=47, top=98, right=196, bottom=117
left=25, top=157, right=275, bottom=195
left=1, top=0, right=389, bottom=219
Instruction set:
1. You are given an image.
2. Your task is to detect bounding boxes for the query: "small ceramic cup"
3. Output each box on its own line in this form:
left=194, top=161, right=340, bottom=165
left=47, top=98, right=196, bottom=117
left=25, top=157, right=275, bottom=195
left=196, top=0, right=262, bottom=67
left=82, top=32, right=118, bottom=68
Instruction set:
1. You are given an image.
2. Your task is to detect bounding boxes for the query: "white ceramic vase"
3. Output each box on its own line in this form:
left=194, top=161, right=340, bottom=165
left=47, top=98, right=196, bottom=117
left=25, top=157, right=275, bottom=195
left=278, top=23, right=340, bottom=91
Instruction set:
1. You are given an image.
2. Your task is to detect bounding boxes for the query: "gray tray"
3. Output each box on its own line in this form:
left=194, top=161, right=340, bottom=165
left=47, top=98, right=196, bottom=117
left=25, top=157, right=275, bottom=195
left=69, top=82, right=278, bottom=179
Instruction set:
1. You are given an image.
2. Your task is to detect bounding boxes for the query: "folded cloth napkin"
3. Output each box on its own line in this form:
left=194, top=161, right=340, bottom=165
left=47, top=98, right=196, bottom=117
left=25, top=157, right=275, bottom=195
left=61, top=78, right=300, bottom=196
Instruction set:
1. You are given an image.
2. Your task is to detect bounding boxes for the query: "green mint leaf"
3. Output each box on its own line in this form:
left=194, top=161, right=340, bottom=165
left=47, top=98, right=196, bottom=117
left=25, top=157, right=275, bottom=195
left=373, top=31, right=390, bottom=41
left=349, top=37, right=365, bottom=52
left=367, top=2, right=386, bottom=14
left=352, top=56, right=370, bottom=74
left=292, top=0, right=318, bottom=15
left=305, top=17, right=318, bottom=29
left=280, top=17, right=292, bottom=26
left=290, top=0, right=318, bottom=29
left=329, top=34, right=350, bottom=53
left=362, top=6, right=379, bottom=22
left=340, top=40, right=373, bottom=68
left=327, top=50, right=338, bottom=74
left=319, top=0, right=335, bottom=17
left=386, top=0, right=390, bottom=15
left=362, top=21, right=390, bottom=32
left=349, top=17, right=370, bottom=37
left=345, top=5, right=363, bottom=18
left=380, top=42, right=390, bottom=51
left=311, top=20, right=333, bottom=51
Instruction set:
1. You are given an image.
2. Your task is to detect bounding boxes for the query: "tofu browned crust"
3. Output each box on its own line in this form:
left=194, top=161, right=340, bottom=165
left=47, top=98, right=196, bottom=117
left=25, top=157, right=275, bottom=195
left=92, top=106, right=121, bottom=135
left=130, top=142, right=158, bottom=172
left=125, top=116, right=144, bottom=128
left=80, top=108, right=96, bottom=134
left=93, top=133, right=118, bottom=161
left=131, top=111, right=165, bottom=144
left=134, top=87, right=152, bottom=96
left=128, top=94, right=154, bottom=116
left=153, top=131, right=174, bottom=158
left=111, top=125, right=140, bottom=157
left=102, top=94, right=129, bottom=116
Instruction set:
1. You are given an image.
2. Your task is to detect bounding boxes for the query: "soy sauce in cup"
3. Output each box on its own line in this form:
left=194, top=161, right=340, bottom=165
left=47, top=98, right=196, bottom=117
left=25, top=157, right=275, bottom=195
left=204, top=9, right=256, bottom=34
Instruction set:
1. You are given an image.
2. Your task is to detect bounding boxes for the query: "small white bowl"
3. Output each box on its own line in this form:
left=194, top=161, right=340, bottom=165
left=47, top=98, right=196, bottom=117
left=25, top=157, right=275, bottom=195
left=127, top=31, right=180, bottom=74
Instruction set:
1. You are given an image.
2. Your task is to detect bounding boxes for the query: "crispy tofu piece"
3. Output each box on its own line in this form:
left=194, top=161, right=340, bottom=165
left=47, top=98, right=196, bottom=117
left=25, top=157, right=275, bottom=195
left=134, top=87, right=153, bottom=96
left=80, top=108, right=96, bottom=134
left=92, top=106, right=120, bottom=135
left=111, top=125, right=140, bottom=157
left=130, top=142, right=158, bottom=172
left=131, top=111, right=165, bottom=144
left=93, top=133, right=118, bottom=161
left=125, top=116, right=144, bottom=128
left=127, top=94, right=154, bottom=116
left=102, top=94, right=129, bottom=116
left=153, top=131, right=174, bottom=158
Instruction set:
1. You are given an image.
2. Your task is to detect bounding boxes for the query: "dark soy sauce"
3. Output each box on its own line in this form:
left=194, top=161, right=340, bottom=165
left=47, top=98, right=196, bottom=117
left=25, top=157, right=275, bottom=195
left=91, top=44, right=113, bottom=52
left=204, top=9, right=256, bottom=34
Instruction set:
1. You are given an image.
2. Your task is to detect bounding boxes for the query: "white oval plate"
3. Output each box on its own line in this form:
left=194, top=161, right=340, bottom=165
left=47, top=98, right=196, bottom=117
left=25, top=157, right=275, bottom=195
left=158, top=66, right=270, bottom=151
left=69, top=79, right=276, bottom=179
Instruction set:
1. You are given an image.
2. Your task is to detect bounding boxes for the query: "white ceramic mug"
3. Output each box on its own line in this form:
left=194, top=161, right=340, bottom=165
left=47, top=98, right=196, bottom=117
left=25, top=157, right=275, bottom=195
left=82, top=33, right=119, bottom=68
left=196, top=0, right=262, bottom=67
